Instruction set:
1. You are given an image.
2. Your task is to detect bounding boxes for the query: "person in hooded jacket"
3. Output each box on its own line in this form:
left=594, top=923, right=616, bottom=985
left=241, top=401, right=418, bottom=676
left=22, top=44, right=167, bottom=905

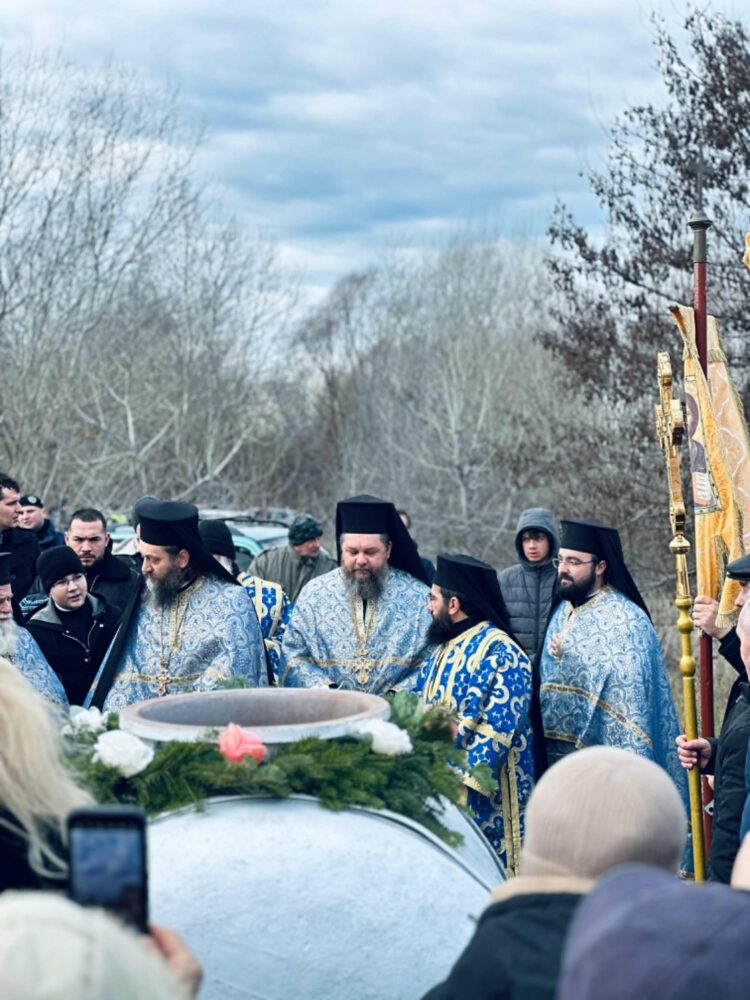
left=498, top=508, right=559, bottom=661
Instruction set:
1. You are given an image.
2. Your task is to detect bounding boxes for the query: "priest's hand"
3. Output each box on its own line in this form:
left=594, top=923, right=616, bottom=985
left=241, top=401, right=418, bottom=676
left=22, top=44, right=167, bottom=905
left=692, top=596, right=730, bottom=639
left=675, top=734, right=711, bottom=771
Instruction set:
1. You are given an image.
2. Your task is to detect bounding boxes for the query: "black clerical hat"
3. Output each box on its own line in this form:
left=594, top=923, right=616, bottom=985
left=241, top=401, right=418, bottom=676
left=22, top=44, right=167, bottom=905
left=198, top=519, right=236, bottom=561
left=559, top=518, right=650, bottom=618
left=0, top=553, right=11, bottom=587
left=137, top=499, right=237, bottom=585
left=435, top=552, right=515, bottom=636
left=335, top=494, right=428, bottom=584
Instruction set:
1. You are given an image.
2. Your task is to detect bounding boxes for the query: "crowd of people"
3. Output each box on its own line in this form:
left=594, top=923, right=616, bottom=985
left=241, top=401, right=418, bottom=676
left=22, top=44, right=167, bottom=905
left=1, top=469, right=750, bottom=996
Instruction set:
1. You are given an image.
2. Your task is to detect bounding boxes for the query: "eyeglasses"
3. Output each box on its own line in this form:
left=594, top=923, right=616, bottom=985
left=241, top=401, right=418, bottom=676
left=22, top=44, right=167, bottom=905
left=552, top=557, right=598, bottom=569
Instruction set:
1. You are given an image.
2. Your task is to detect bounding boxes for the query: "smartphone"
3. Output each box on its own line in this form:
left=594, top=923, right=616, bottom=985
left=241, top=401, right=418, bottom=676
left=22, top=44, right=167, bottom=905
left=67, top=805, right=148, bottom=932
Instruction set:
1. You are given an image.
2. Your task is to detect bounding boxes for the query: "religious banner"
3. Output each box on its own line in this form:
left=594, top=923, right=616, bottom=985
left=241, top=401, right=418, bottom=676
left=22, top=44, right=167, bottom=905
left=672, top=305, right=750, bottom=625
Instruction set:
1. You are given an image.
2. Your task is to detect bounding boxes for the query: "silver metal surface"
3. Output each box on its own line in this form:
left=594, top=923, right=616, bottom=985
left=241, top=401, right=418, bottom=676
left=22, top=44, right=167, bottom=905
left=149, top=795, right=503, bottom=999
left=121, top=687, right=390, bottom=744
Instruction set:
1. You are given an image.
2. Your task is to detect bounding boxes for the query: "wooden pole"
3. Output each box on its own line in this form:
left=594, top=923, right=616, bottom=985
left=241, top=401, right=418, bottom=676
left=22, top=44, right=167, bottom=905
left=689, top=210, right=713, bottom=853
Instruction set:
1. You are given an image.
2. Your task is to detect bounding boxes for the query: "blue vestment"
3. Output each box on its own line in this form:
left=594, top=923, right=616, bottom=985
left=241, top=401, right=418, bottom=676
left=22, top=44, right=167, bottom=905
left=280, top=567, right=431, bottom=693
left=237, top=572, right=292, bottom=682
left=540, top=586, right=687, bottom=798
left=96, top=575, right=268, bottom=711
left=12, top=627, right=69, bottom=710
left=414, top=621, right=535, bottom=874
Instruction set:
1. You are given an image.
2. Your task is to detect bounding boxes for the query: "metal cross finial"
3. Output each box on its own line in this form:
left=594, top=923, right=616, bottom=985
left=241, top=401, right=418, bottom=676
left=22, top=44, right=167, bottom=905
left=654, top=352, right=686, bottom=537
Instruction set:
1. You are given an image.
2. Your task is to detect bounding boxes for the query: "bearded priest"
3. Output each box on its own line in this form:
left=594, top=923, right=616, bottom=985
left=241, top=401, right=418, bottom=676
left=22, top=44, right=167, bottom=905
left=413, top=553, right=534, bottom=874
left=87, top=500, right=268, bottom=711
left=539, top=519, right=686, bottom=797
left=280, top=494, right=432, bottom=693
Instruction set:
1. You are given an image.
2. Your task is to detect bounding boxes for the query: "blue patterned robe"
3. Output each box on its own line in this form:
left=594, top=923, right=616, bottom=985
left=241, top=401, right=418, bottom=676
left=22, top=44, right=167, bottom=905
left=540, top=586, right=687, bottom=797
left=237, top=573, right=292, bottom=682
left=12, top=627, right=69, bottom=710
left=94, top=575, right=268, bottom=711
left=280, top=567, right=431, bottom=693
left=414, top=621, right=534, bottom=875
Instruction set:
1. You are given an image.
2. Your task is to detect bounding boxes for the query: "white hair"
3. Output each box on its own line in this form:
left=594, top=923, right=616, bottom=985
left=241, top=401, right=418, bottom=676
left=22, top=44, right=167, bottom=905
left=0, top=657, right=91, bottom=878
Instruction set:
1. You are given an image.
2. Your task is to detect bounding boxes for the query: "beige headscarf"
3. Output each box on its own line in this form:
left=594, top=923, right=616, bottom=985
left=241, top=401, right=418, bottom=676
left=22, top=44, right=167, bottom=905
left=520, top=746, right=686, bottom=878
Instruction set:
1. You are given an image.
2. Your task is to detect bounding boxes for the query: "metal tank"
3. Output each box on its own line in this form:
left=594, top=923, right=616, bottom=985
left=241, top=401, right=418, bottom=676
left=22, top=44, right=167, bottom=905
left=123, top=690, right=504, bottom=1000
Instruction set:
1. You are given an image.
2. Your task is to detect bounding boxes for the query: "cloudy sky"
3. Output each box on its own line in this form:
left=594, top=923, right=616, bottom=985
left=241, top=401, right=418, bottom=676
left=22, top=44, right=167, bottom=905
left=0, top=1, right=744, bottom=299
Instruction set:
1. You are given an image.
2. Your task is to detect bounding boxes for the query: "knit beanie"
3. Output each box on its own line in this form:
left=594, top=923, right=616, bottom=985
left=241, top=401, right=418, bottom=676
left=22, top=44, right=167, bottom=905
left=521, top=746, right=686, bottom=878
left=288, top=514, right=323, bottom=547
left=37, top=546, right=85, bottom=594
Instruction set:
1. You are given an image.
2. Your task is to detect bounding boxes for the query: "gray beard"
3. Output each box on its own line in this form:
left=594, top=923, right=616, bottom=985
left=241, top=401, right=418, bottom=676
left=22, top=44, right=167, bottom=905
left=343, top=565, right=388, bottom=602
left=0, top=618, right=18, bottom=658
left=145, top=566, right=191, bottom=608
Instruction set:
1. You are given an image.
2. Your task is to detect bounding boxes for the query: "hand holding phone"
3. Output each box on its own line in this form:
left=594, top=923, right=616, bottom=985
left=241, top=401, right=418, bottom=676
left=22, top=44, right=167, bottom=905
left=67, top=805, right=148, bottom=932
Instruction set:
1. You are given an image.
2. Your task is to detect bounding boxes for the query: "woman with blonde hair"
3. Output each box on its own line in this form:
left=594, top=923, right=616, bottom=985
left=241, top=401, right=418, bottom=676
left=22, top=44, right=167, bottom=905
left=0, top=655, right=91, bottom=890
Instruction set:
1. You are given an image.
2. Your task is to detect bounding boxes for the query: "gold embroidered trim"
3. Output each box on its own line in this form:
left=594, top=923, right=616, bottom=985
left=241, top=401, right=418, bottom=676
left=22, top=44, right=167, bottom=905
left=541, top=684, right=654, bottom=749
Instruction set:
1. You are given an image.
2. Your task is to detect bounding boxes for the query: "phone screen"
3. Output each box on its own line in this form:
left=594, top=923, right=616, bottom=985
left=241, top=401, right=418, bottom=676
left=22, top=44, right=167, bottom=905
left=69, top=819, right=147, bottom=931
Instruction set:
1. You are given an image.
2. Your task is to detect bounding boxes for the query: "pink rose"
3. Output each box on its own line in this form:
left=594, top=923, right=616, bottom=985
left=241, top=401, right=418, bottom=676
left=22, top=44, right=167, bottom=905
left=218, top=724, right=267, bottom=764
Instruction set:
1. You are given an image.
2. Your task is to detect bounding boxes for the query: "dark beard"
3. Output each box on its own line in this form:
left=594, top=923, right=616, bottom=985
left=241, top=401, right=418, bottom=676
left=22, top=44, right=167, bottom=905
left=343, top=565, right=387, bottom=602
left=426, top=609, right=454, bottom=645
left=555, top=566, right=597, bottom=606
left=146, top=564, right=190, bottom=608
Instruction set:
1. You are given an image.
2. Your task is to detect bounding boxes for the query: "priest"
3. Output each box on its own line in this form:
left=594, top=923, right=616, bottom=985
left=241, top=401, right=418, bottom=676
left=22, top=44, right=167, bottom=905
left=414, top=553, right=534, bottom=873
left=539, top=518, right=685, bottom=795
left=280, top=494, right=431, bottom=693
left=87, top=500, right=268, bottom=711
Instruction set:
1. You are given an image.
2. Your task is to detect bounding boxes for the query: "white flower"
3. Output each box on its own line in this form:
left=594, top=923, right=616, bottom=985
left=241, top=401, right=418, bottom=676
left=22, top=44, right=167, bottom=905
left=62, top=706, right=110, bottom=736
left=356, top=719, right=413, bottom=756
left=92, top=730, right=154, bottom=777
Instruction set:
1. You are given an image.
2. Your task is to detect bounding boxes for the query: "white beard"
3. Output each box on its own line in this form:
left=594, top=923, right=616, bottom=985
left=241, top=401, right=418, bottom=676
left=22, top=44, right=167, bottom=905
left=0, top=618, right=18, bottom=658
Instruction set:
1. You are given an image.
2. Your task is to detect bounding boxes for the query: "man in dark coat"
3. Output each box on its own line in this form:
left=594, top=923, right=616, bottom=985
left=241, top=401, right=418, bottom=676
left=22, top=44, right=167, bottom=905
left=0, top=474, right=40, bottom=620
left=498, top=507, right=559, bottom=661
left=26, top=546, right=121, bottom=707
left=64, top=508, right=139, bottom=615
left=18, top=494, right=64, bottom=552
left=677, top=593, right=750, bottom=882
left=249, top=513, right=336, bottom=603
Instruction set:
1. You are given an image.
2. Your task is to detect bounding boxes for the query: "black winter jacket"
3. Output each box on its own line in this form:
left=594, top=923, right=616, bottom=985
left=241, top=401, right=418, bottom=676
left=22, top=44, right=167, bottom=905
left=498, top=508, right=559, bottom=661
left=0, top=527, right=41, bottom=620
left=26, top=594, right=121, bottom=706
left=421, top=877, right=587, bottom=1000
left=706, top=681, right=750, bottom=883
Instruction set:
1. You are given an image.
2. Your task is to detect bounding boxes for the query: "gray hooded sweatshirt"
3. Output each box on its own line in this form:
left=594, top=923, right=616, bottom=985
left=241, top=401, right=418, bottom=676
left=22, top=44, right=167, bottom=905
left=498, top=508, right=559, bottom=661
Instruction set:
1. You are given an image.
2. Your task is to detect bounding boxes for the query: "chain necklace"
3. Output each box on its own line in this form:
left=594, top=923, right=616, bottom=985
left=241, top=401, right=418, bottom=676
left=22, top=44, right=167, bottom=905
left=155, top=577, right=202, bottom=696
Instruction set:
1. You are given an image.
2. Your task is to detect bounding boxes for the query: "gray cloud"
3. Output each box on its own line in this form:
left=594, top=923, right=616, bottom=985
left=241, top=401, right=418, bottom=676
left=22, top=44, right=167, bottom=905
left=0, top=1, right=739, bottom=298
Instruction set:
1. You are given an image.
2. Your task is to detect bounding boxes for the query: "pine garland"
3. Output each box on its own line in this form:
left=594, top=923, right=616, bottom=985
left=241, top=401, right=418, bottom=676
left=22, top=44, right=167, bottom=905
left=63, top=692, right=494, bottom=846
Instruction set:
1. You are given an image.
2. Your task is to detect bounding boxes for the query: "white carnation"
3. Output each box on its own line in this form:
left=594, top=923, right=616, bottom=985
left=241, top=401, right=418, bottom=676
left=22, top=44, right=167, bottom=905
left=356, top=719, right=413, bottom=756
left=67, top=706, right=110, bottom=733
left=92, top=730, right=154, bottom=777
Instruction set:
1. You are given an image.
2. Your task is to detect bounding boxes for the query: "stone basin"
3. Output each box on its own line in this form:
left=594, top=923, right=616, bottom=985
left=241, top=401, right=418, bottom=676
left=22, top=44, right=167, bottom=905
left=119, top=687, right=390, bottom=746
